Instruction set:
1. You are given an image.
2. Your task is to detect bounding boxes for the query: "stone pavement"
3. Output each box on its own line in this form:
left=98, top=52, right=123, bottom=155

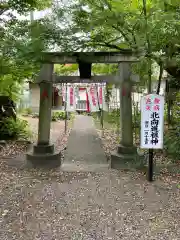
left=62, top=115, right=109, bottom=172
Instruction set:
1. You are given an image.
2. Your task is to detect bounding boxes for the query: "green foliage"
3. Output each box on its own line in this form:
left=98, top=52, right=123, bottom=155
left=54, top=64, right=78, bottom=75
left=106, top=109, right=120, bottom=125
left=0, top=0, right=54, bottom=102
left=173, top=92, right=180, bottom=121
left=169, top=77, right=180, bottom=90
left=92, top=109, right=120, bottom=125
left=164, top=128, right=180, bottom=161
left=50, top=0, right=180, bottom=85
left=51, top=111, right=70, bottom=121
left=164, top=92, right=180, bottom=161
left=2, top=0, right=52, bottom=14
left=0, top=117, right=32, bottom=140
left=23, top=108, right=32, bottom=115
left=92, top=64, right=118, bottom=75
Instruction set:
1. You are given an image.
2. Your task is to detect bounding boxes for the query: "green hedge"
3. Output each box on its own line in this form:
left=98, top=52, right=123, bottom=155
left=0, top=117, right=32, bottom=140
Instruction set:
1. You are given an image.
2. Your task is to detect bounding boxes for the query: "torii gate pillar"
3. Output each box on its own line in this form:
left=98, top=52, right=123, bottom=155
left=111, top=63, right=143, bottom=169
left=26, top=64, right=61, bottom=168
left=25, top=51, right=143, bottom=169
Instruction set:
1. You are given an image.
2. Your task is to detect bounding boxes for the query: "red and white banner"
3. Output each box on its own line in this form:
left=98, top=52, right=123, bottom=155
left=86, top=89, right=90, bottom=112
left=69, top=87, right=74, bottom=105
left=66, top=86, right=76, bottom=112
left=62, top=86, right=66, bottom=101
left=98, top=86, right=108, bottom=111
left=87, top=86, right=99, bottom=112
left=99, top=87, right=103, bottom=105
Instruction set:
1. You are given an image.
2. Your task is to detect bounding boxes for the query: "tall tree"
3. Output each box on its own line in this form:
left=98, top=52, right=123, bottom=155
left=0, top=0, right=53, bottom=100
left=49, top=0, right=180, bottom=88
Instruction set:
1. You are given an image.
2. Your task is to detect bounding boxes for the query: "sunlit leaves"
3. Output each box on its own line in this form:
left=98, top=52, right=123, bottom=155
left=7, top=0, right=52, bottom=13
left=54, top=64, right=79, bottom=75
left=111, top=0, right=140, bottom=12
left=92, top=64, right=118, bottom=75
left=165, top=0, right=180, bottom=7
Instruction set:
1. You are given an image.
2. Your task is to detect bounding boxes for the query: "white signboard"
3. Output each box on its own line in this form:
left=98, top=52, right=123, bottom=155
left=140, top=94, right=164, bottom=149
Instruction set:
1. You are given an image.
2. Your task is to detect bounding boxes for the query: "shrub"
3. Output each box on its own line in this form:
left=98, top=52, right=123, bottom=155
left=92, top=109, right=120, bottom=125
left=51, top=111, right=71, bottom=121
left=164, top=92, right=180, bottom=161
left=0, top=117, right=32, bottom=140
left=24, top=108, right=32, bottom=115
left=164, top=127, right=180, bottom=162
left=173, top=92, right=180, bottom=123
left=107, top=109, right=120, bottom=124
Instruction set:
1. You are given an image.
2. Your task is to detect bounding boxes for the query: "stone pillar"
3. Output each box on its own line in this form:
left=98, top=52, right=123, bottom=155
left=37, top=81, right=52, bottom=145
left=26, top=64, right=61, bottom=168
left=111, top=63, right=142, bottom=169
left=119, top=63, right=133, bottom=147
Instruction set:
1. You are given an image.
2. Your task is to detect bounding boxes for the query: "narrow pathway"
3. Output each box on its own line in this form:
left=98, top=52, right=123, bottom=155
left=62, top=115, right=108, bottom=171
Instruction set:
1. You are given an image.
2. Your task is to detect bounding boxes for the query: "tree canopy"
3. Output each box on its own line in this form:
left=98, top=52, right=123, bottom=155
left=0, top=0, right=53, bottom=100
left=1, top=0, right=180, bottom=101
left=48, top=0, right=180, bottom=88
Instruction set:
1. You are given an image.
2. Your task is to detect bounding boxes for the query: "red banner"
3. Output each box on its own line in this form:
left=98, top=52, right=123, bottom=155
left=86, top=90, right=90, bottom=112
left=70, top=87, right=73, bottom=106
left=99, top=87, right=103, bottom=104
left=90, top=87, right=96, bottom=106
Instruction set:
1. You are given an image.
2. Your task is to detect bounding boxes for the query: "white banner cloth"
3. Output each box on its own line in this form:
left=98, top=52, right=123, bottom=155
left=87, top=86, right=99, bottom=112
left=66, top=86, right=76, bottom=112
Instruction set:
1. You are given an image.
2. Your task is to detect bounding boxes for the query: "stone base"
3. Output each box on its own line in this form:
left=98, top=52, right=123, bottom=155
left=117, top=144, right=137, bottom=154
left=111, top=144, right=145, bottom=170
left=26, top=144, right=61, bottom=169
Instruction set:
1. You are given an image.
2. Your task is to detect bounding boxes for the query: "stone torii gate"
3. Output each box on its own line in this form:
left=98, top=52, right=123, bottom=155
left=26, top=52, right=141, bottom=169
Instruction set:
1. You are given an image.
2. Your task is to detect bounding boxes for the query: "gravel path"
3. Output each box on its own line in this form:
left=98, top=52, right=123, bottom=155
left=0, top=168, right=179, bottom=239
left=63, top=115, right=108, bottom=171
left=0, top=117, right=180, bottom=239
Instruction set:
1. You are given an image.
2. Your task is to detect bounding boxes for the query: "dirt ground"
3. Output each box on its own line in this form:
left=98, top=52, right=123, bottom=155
left=0, top=117, right=70, bottom=159
left=0, top=168, right=179, bottom=239
left=21, top=116, right=69, bottom=150
left=0, top=117, right=180, bottom=239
